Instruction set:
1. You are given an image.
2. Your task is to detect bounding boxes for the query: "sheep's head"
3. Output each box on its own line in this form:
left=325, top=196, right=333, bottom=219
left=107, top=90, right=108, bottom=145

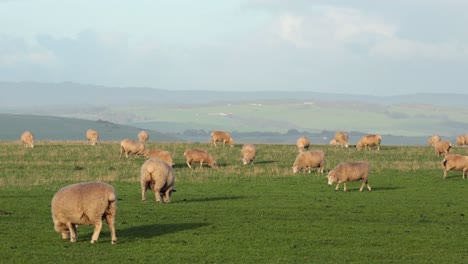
left=229, top=138, right=235, bottom=147
left=292, top=166, right=299, bottom=174
left=327, top=171, right=337, bottom=185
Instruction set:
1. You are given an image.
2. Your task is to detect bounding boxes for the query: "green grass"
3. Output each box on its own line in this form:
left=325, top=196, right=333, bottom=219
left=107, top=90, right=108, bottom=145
left=0, top=142, right=466, bottom=263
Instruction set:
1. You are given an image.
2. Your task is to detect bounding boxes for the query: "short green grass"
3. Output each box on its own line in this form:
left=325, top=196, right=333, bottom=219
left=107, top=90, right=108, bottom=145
left=0, top=141, right=466, bottom=263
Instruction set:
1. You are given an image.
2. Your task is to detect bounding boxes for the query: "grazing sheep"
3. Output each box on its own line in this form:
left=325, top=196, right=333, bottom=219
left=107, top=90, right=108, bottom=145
left=327, top=161, right=371, bottom=192
left=141, top=158, right=175, bottom=203
left=356, top=134, right=382, bottom=151
left=241, top=144, right=256, bottom=165
left=20, top=131, right=34, bottom=148
left=292, top=150, right=325, bottom=174
left=211, top=130, right=235, bottom=147
left=138, top=131, right=149, bottom=143
left=442, top=154, right=468, bottom=179
left=120, top=139, right=146, bottom=158
left=86, top=129, right=99, bottom=146
left=455, top=134, right=468, bottom=147
left=428, top=135, right=441, bottom=147
left=183, top=149, right=217, bottom=169
left=329, top=139, right=340, bottom=146
left=334, top=131, right=349, bottom=148
left=434, top=141, right=452, bottom=156
left=296, top=136, right=311, bottom=152
left=51, top=181, right=117, bottom=244
left=144, top=148, right=174, bottom=167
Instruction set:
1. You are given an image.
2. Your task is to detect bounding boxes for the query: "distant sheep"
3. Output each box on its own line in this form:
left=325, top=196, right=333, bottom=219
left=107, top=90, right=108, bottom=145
left=428, top=135, right=441, bottom=147
left=434, top=141, right=452, bottom=156
left=20, top=131, right=34, bottom=148
left=455, top=134, right=468, bottom=147
left=86, top=129, right=99, bottom=146
left=120, top=139, right=146, bottom=158
left=292, top=150, right=325, bottom=174
left=241, top=144, right=256, bottom=165
left=334, top=131, right=349, bottom=148
left=138, top=131, right=149, bottom=143
left=356, top=134, right=382, bottom=151
left=183, top=149, right=217, bottom=169
left=296, top=136, right=311, bottom=152
left=141, top=158, right=175, bottom=203
left=329, top=139, right=340, bottom=146
left=144, top=148, right=174, bottom=166
left=442, top=154, right=468, bottom=179
left=51, top=181, right=117, bottom=244
left=327, top=161, right=371, bottom=192
left=211, top=130, right=234, bottom=147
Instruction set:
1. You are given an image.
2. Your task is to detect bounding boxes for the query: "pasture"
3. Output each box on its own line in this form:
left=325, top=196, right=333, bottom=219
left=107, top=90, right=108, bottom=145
left=0, top=141, right=466, bottom=263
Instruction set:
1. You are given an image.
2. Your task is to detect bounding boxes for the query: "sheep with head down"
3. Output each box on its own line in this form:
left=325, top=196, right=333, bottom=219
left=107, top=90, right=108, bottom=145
left=334, top=131, right=349, bottom=148
left=51, top=181, right=117, bottom=244
left=434, top=141, right=451, bottom=156
left=141, top=158, right=175, bottom=203
left=455, top=134, right=468, bottom=147
left=296, top=136, right=310, bottom=152
left=184, top=149, right=217, bottom=169
left=292, top=150, right=324, bottom=174
left=86, top=129, right=99, bottom=146
left=356, top=134, right=381, bottom=151
left=428, top=135, right=441, bottom=147
left=20, top=131, right=34, bottom=148
left=241, top=144, right=256, bottom=165
left=327, top=161, right=371, bottom=192
left=120, top=139, right=146, bottom=158
left=211, top=130, right=235, bottom=147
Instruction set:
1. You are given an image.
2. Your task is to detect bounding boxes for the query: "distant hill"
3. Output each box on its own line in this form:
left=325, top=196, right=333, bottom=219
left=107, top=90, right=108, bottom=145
left=0, top=113, right=182, bottom=142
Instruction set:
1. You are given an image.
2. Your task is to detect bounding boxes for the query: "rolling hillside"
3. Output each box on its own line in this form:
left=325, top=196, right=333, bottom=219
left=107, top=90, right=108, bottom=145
left=0, top=113, right=182, bottom=142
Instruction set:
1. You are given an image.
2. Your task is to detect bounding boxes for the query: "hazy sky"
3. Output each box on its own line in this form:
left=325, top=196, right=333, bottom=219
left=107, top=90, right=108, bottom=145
left=1, top=0, right=468, bottom=95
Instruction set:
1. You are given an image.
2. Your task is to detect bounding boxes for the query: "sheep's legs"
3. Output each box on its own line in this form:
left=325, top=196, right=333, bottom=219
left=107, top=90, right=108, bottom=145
left=67, top=222, right=77, bottom=242
left=141, top=183, right=147, bottom=202
left=91, top=220, right=102, bottom=243
left=105, top=214, right=117, bottom=244
left=186, top=161, right=192, bottom=169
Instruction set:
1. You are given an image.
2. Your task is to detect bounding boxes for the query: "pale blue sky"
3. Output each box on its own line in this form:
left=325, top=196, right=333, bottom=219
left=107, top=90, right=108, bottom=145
left=1, top=0, right=468, bottom=95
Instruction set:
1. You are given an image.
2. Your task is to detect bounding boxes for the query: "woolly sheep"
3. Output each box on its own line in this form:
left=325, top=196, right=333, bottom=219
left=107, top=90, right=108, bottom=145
left=241, top=144, right=256, bottom=165
left=327, top=161, right=371, bottom=192
left=434, top=141, right=452, bottom=156
left=292, top=150, right=325, bottom=174
left=51, top=181, right=117, bottom=244
left=20, top=131, right=34, bottom=148
left=183, top=149, right=217, bottom=169
left=120, top=139, right=146, bottom=158
left=442, top=154, right=468, bottom=179
left=428, top=135, right=441, bottom=147
left=296, top=136, right=311, bottom=152
left=334, top=131, right=349, bottom=148
left=141, top=158, right=175, bottom=203
left=211, top=130, right=235, bottom=147
left=86, top=129, right=99, bottom=146
left=144, top=148, right=174, bottom=167
left=329, top=139, right=340, bottom=146
left=455, top=134, right=468, bottom=147
left=138, top=131, right=149, bottom=143
left=356, top=134, right=382, bottom=151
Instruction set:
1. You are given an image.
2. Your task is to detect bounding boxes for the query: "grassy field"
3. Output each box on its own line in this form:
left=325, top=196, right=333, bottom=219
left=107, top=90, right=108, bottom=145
left=0, top=141, right=466, bottom=263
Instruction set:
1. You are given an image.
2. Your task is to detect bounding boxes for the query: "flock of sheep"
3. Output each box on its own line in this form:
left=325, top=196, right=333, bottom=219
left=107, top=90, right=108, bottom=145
left=17, top=128, right=468, bottom=244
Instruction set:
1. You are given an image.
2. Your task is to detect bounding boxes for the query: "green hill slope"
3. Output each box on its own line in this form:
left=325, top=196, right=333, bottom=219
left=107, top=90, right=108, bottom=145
left=0, top=113, right=182, bottom=142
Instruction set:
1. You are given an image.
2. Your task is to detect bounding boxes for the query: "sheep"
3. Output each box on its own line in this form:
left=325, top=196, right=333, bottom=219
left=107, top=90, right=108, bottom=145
left=327, top=161, right=371, bottom=192
left=138, top=130, right=149, bottom=143
left=141, top=158, right=175, bottom=203
left=144, top=148, right=174, bottom=167
left=329, top=139, right=340, bottom=146
left=292, top=150, right=325, bottom=174
left=120, top=139, right=146, bottom=158
left=241, top=144, right=256, bottom=165
left=296, top=136, right=311, bottom=152
left=434, top=141, right=452, bottom=156
left=356, top=134, right=382, bottom=151
left=20, top=131, right=34, bottom=148
left=428, top=134, right=441, bottom=147
left=51, top=181, right=117, bottom=244
left=334, top=131, right=349, bottom=148
left=442, top=154, right=468, bottom=179
left=86, top=129, right=99, bottom=146
left=211, top=130, right=235, bottom=147
left=183, top=149, right=217, bottom=169
left=455, top=134, right=468, bottom=147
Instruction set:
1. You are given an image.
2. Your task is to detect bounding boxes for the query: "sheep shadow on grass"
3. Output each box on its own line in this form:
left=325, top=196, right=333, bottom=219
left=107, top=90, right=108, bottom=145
left=110, top=223, right=210, bottom=242
left=179, top=196, right=245, bottom=203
